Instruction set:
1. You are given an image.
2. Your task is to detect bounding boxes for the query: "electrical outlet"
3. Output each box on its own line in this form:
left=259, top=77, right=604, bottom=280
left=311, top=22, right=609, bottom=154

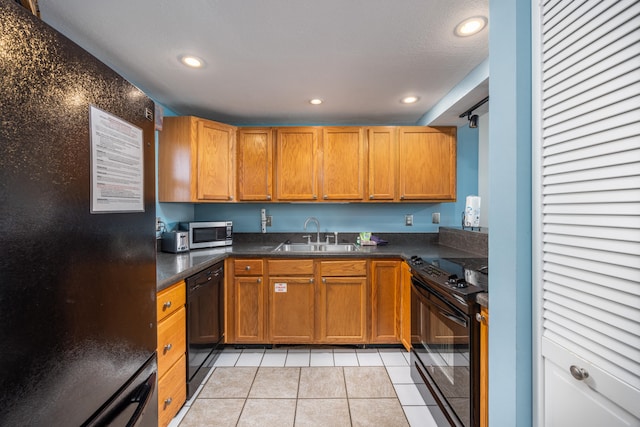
left=266, top=215, right=272, bottom=227
left=405, top=214, right=413, bottom=226
left=155, top=217, right=162, bottom=232
left=432, top=212, right=440, bottom=224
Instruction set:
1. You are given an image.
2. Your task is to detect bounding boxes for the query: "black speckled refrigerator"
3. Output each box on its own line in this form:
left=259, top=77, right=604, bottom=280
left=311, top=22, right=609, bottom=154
left=0, top=2, right=157, bottom=425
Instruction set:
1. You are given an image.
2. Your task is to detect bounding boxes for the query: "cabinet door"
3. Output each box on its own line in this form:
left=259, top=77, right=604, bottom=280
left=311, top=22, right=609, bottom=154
left=371, top=260, right=401, bottom=343
left=398, top=126, right=456, bottom=201
left=157, top=306, right=186, bottom=379
left=237, top=128, right=273, bottom=201
left=400, top=261, right=412, bottom=351
left=367, top=127, right=397, bottom=201
left=197, top=120, right=235, bottom=201
left=158, top=116, right=198, bottom=202
left=233, top=276, right=265, bottom=343
left=542, top=337, right=640, bottom=426
left=274, top=127, right=319, bottom=201
left=158, top=354, right=186, bottom=427
left=321, top=127, right=365, bottom=201
left=318, top=276, right=367, bottom=343
left=268, top=277, right=315, bottom=343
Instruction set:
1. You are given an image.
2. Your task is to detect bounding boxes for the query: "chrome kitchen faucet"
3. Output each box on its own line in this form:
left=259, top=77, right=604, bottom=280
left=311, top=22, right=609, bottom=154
left=303, top=217, right=321, bottom=243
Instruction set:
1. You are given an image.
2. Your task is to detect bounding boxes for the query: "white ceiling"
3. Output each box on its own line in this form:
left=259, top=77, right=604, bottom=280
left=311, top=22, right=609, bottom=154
left=37, top=0, right=489, bottom=126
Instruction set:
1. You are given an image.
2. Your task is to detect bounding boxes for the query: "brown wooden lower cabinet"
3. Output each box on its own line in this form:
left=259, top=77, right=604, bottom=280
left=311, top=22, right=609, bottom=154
left=156, top=281, right=186, bottom=427
left=318, top=260, right=368, bottom=343
left=400, top=261, right=412, bottom=351
left=268, top=276, right=315, bottom=342
left=226, top=257, right=407, bottom=346
left=158, top=354, right=186, bottom=427
left=480, top=306, right=489, bottom=427
left=370, top=260, right=401, bottom=343
left=233, top=276, right=265, bottom=342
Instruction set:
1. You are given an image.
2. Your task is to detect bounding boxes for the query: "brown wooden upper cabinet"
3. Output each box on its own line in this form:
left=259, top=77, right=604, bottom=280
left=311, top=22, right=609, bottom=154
left=274, top=127, right=319, bottom=201
left=158, top=116, right=236, bottom=202
left=367, top=127, right=397, bottom=201
left=398, top=126, right=456, bottom=201
left=159, top=117, right=456, bottom=203
left=237, top=128, right=273, bottom=201
left=320, top=127, right=366, bottom=201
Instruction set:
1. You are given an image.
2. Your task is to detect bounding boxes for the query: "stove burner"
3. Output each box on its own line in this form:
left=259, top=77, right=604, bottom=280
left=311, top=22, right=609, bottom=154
left=448, top=275, right=468, bottom=288
left=408, top=255, right=488, bottom=296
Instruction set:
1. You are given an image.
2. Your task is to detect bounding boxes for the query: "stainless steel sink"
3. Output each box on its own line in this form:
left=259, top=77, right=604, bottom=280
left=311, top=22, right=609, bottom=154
left=273, top=242, right=359, bottom=253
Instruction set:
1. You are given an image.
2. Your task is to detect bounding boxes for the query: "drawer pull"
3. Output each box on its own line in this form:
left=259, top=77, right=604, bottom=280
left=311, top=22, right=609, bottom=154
left=245, top=265, right=251, bottom=271
left=163, top=301, right=172, bottom=310
left=164, top=397, right=173, bottom=407
left=570, top=365, right=589, bottom=381
left=163, top=343, right=172, bottom=353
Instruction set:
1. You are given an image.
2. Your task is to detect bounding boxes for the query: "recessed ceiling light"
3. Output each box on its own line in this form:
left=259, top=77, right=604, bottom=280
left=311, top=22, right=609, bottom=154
left=309, top=98, right=323, bottom=105
left=401, top=96, right=419, bottom=104
left=455, top=16, right=487, bottom=37
left=179, top=55, right=205, bottom=68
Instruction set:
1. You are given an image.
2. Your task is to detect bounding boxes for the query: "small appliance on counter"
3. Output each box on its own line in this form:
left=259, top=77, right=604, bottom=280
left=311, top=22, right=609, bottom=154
left=179, top=221, right=233, bottom=249
left=161, top=231, right=190, bottom=253
left=462, top=195, right=481, bottom=231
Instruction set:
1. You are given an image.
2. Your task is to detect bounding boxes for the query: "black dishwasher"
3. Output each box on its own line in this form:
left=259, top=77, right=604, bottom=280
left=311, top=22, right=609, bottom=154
left=186, top=261, right=224, bottom=398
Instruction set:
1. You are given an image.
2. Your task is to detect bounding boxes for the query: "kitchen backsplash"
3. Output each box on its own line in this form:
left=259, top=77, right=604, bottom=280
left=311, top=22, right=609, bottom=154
left=438, top=226, right=488, bottom=257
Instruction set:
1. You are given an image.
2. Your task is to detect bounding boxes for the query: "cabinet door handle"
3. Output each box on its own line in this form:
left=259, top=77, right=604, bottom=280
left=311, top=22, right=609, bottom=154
left=369, top=195, right=374, bottom=199
left=475, top=313, right=486, bottom=323
left=257, top=278, right=262, bottom=283
left=164, top=397, right=173, bottom=407
left=163, top=343, right=172, bottom=353
left=323, top=195, right=328, bottom=199
left=267, top=195, right=272, bottom=200
left=322, top=278, right=326, bottom=283
left=163, top=301, right=172, bottom=310
left=569, top=365, right=589, bottom=381
left=309, top=278, right=314, bottom=284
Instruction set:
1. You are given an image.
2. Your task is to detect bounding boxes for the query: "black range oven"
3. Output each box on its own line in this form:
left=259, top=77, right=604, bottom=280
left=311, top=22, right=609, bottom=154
left=409, top=257, right=488, bottom=427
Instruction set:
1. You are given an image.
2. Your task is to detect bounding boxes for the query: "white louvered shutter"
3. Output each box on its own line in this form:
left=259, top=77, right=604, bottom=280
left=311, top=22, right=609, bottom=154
left=536, top=0, right=640, bottom=424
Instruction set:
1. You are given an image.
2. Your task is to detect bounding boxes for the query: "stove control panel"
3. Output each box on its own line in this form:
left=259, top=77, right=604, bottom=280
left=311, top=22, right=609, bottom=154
left=409, top=256, right=470, bottom=289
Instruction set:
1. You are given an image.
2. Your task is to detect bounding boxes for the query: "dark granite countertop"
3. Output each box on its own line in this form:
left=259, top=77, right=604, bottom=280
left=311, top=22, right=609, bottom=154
left=476, top=292, right=488, bottom=308
left=156, top=231, right=489, bottom=307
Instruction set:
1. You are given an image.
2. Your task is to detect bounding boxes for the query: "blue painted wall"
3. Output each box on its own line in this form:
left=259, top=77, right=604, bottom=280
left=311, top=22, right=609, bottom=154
left=488, top=0, right=533, bottom=426
left=155, top=123, right=478, bottom=233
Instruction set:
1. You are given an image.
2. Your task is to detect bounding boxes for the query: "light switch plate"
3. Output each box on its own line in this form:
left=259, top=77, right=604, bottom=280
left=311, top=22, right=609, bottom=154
left=432, top=212, right=440, bottom=224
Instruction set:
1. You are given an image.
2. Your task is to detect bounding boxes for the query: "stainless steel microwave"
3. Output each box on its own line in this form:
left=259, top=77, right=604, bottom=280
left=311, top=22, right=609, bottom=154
left=179, top=221, right=232, bottom=249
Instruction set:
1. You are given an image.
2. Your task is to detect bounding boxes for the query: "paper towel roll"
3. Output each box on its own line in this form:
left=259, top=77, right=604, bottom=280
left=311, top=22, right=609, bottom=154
left=464, top=196, right=481, bottom=228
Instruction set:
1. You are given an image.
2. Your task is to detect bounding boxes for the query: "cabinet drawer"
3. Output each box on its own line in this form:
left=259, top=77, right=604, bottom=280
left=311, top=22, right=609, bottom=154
left=158, top=306, right=186, bottom=378
left=234, top=259, right=264, bottom=276
left=157, top=281, right=186, bottom=321
left=320, top=260, right=367, bottom=276
left=158, top=354, right=186, bottom=427
left=268, top=259, right=314, bottom=275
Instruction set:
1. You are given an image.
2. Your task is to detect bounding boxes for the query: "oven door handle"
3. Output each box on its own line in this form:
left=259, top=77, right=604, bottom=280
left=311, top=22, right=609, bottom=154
left=440, top=310, right=468, bottom=328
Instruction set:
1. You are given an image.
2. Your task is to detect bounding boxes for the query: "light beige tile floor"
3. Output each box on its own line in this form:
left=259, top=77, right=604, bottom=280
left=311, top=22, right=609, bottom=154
left=169, top=347, right=446, bottom=427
